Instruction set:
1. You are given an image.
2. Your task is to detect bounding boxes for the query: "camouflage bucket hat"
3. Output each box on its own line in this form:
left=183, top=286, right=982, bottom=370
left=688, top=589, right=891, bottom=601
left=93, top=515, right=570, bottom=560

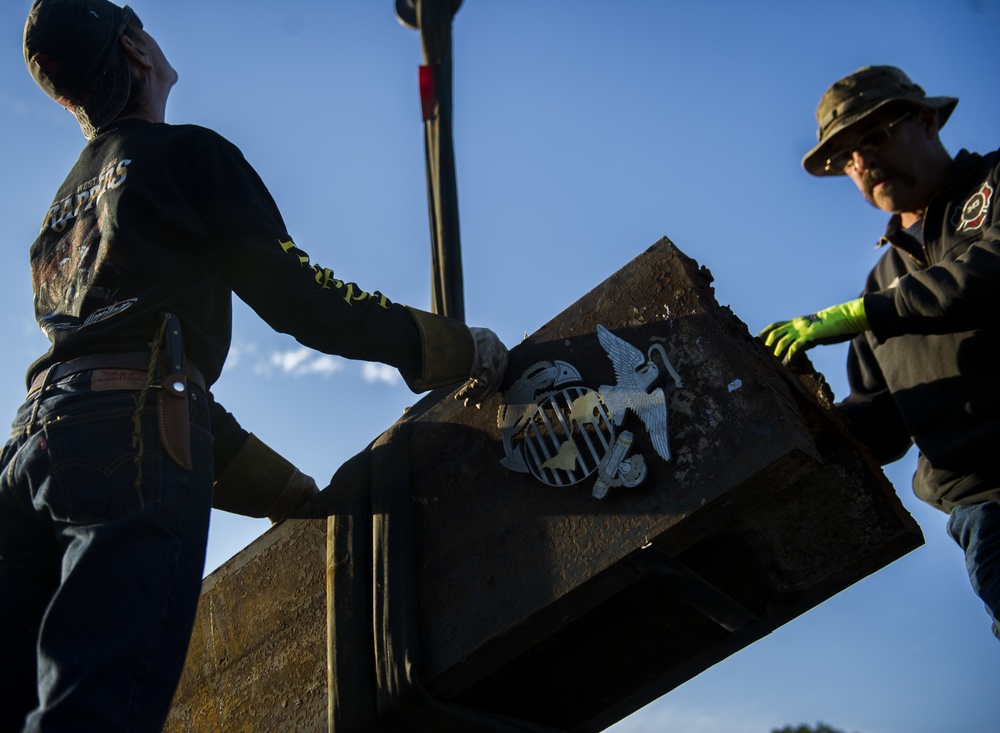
left=23, top=0, right=137, bottom=140
left=802, top=65, right=958, bottom=177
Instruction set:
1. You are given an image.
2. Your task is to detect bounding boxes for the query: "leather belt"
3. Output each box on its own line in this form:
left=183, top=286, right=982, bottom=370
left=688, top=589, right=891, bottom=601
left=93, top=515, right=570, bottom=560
left=28, top=352, right=206, bottom=396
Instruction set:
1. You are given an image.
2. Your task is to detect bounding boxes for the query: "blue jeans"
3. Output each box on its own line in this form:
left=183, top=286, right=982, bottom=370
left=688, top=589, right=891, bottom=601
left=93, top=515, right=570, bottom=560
left=0, top=371, right=214, bottom=733
left=947, top=501, right=1000, bottom=642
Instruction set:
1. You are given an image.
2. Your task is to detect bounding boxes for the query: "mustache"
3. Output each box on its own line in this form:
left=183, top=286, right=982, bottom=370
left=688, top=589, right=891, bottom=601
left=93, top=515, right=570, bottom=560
left=861, top=164, right=913, bottom=196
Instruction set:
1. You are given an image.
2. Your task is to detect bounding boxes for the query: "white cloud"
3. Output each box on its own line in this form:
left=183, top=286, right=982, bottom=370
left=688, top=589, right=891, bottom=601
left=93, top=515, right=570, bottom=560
left=225, top=343, right=398, bottom=384
left=361, top=362, right=402, bottom=386
left=223, top=340, right=258, bottom=372
left=305, top=354, right=346, bottom=378
left=253, top=347, right=345, bottom=379
left=273, top=347, right=311, bottom=374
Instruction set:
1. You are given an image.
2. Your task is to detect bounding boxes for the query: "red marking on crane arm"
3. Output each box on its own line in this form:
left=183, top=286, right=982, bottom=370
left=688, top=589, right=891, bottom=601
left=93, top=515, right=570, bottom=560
left=419, top=64, right=438, bottom=121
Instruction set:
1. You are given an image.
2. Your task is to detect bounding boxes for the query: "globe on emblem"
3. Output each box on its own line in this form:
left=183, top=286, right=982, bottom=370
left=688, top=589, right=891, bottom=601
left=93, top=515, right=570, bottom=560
left=517, top=386, right=617, bottom=487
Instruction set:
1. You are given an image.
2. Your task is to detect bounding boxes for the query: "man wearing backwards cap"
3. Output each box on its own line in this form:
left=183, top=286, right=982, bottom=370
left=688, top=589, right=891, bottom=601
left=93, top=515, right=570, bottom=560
left=761, top=66, right=1000, bottom=641
left=2, top=1, right=508, bottom=731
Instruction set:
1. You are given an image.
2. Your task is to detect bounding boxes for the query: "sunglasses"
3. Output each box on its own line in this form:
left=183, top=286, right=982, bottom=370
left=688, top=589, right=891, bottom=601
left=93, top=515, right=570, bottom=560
left=823, top=109, right=915, bottom=174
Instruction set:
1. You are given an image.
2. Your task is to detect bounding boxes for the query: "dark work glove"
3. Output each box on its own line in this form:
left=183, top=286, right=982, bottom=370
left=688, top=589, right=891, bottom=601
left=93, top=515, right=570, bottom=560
left=456, top=326, right=508, bottom=407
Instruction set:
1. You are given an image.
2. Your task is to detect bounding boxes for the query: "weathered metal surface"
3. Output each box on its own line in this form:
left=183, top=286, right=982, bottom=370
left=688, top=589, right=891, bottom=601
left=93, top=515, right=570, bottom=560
left=164, top=518, right=328, bottom=733
left=403, top=238, right=921, bottom=730
left=166, top=236, right=921, bottom=733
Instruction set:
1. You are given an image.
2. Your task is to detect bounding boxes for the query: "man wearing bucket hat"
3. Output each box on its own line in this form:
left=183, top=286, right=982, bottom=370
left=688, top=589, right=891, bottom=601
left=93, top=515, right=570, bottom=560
left=2, top=1, right=508, bottom=731
left=761, top=66, right=1000, bottom=641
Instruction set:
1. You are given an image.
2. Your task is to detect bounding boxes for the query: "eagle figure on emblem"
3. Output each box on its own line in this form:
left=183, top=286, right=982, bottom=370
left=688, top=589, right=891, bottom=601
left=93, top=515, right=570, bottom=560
left=596, top=324, right=681, bottom=462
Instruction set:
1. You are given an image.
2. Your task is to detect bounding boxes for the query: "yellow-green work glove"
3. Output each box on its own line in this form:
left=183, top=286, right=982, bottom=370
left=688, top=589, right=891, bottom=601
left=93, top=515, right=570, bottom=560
left=760, top=298, right=869, bottom=362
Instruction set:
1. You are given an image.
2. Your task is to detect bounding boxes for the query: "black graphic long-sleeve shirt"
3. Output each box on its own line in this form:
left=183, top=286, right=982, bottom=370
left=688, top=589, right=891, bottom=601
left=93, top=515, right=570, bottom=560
left=28, top=119, right=429, bottom=389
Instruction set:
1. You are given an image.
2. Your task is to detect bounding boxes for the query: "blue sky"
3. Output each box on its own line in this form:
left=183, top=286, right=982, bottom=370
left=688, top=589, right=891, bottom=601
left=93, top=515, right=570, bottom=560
left=2, top=1, right=998, bottom=732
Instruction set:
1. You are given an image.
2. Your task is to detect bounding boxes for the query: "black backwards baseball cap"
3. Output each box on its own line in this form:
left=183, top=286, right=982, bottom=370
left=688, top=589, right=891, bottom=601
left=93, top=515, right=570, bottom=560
left=23, top=0, right=141, bottom=139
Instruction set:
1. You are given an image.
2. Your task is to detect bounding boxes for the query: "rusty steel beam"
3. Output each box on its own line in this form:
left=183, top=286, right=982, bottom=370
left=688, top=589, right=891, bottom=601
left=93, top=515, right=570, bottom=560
left=166, top=237, right=922, bottom=733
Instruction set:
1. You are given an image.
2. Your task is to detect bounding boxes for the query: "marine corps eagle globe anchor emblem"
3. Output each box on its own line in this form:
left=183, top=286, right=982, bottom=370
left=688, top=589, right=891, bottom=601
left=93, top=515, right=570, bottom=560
left=497, top=324, right=682, bottom=499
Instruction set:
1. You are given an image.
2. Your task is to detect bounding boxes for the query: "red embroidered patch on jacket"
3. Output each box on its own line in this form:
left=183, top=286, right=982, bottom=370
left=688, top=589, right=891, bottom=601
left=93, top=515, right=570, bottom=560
left=953, top=181, right=994, bottom=232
